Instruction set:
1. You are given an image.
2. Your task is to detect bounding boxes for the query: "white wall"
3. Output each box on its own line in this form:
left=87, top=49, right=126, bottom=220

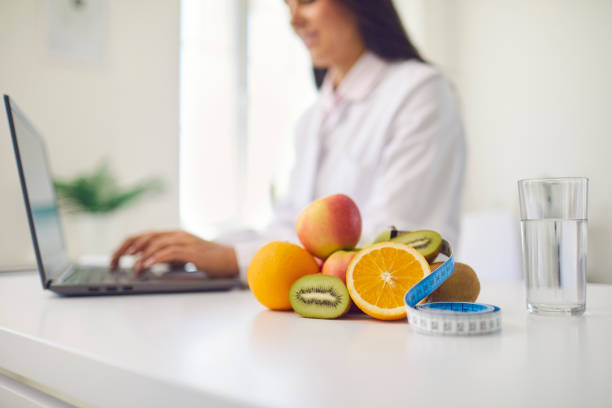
left=398, top=0, right=612, bottom=282
left=0, top=0, right=180, bottom=266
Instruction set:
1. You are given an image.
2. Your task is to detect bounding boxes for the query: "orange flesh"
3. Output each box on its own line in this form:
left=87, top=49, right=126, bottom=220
left=352, top=247, right=425, bottom=309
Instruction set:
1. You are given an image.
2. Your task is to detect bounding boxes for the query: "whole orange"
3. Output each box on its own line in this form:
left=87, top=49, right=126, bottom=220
left=248, top=241, right=319, bottom=310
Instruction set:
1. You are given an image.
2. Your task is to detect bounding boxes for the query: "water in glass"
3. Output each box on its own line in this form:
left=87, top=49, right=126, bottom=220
left=521, top=218, right=587, bottom=315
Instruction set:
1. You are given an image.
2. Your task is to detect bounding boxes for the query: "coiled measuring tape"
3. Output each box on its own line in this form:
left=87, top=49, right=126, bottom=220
left=404, top=240, right=502, bottom=336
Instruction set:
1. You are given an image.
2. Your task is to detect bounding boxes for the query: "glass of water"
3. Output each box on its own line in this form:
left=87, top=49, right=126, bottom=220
left=518, top=177, right=588, bottom=316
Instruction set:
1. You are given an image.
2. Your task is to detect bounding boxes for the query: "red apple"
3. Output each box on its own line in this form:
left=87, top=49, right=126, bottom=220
left=295, top=194, right=362, bottom=259
left=321, top=250, right=358, bottom=284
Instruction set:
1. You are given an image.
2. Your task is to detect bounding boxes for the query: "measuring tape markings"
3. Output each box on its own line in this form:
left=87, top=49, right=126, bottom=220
left=404, top=239, right=502, bottom=336
left=408, top=303, right=502, bottom=336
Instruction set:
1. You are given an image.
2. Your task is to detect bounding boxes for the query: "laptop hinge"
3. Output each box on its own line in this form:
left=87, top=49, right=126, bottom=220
left=45, top=279, right=53, bottom=288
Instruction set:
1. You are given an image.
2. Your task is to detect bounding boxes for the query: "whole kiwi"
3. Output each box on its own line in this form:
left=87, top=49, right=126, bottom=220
left=427, top=262, right=480, bottom=303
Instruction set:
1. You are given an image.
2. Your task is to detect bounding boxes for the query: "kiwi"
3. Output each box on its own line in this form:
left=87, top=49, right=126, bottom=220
left=371, top=226, right=411, bottom=244
left=427, top=262, right=480, bottom=303
left=391, top=230, right=442, bottom=262
left=289, top=274, right=351, bottom=319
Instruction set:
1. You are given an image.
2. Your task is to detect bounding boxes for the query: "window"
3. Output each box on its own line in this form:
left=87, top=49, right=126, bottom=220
left=180, top=0, right=315, bottom=238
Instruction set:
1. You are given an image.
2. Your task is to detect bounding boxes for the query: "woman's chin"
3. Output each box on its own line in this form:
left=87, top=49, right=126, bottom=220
left=308, top=51, right=330, bottom=69
left=311, top=59, right=330, bottom=69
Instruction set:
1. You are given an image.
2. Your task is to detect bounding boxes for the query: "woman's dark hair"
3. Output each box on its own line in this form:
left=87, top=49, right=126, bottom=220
left=313, top=0, right=425, bottom=88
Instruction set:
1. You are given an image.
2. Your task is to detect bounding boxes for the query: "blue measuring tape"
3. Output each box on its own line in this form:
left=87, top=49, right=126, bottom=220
left=404, top=240, right=502, bottom=336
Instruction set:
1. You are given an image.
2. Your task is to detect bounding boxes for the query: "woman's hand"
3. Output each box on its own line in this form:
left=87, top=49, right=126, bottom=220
left=110, top=230, right=239, bottom=278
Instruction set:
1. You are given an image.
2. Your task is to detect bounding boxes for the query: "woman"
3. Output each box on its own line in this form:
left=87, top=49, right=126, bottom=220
left=111, top=0, right=466, bottom=283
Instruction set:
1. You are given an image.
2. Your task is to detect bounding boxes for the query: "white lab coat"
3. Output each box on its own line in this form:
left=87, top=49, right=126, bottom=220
left=224, top=52, right=466, bottom=283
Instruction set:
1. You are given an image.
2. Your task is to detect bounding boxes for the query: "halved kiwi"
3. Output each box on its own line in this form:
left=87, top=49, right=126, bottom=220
left=289, top=274, right=351, bottom=319
left=390, top=230, right=442, bottom=262
left=427, top=262, right=480, bottom=303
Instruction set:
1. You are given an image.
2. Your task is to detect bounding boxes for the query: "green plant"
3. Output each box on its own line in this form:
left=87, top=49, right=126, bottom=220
left=53, top=160, right=163, bottom=214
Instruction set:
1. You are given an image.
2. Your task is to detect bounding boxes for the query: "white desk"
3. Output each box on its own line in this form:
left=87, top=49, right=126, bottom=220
left=0, top=270, right=611, bottom=408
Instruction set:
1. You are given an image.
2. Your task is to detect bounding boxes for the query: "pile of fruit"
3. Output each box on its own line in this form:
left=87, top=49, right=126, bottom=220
left=247, top=194, right=480, bottom=321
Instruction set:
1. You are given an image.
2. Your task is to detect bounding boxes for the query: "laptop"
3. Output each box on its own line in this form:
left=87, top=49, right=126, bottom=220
left=4, top=94, right=242, bottom=295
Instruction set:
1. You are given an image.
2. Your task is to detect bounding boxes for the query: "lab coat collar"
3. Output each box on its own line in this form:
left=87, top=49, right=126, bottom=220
left=320, top=51, right=389, bottom=111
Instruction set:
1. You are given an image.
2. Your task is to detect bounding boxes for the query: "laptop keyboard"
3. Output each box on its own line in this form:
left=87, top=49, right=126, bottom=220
left=62, top=266, right=134, bottom=285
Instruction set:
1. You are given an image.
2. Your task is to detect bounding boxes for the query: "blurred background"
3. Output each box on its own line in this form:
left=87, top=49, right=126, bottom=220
left=0, top=0, right=610, bottom=282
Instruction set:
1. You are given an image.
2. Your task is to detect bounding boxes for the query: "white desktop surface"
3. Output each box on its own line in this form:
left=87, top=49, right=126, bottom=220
left=0, top=270, right=611, bottom=408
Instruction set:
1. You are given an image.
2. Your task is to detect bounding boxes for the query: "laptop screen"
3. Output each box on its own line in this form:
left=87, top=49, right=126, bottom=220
left=5, top=96, right=70, bottom=283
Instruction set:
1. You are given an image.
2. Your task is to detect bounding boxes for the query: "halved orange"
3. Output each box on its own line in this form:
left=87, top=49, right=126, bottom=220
left=346, top=242, right=431, bottom=320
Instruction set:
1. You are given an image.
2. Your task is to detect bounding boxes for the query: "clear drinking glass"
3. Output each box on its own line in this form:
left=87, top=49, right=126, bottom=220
left=518, top=177, right=588, bottom=316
